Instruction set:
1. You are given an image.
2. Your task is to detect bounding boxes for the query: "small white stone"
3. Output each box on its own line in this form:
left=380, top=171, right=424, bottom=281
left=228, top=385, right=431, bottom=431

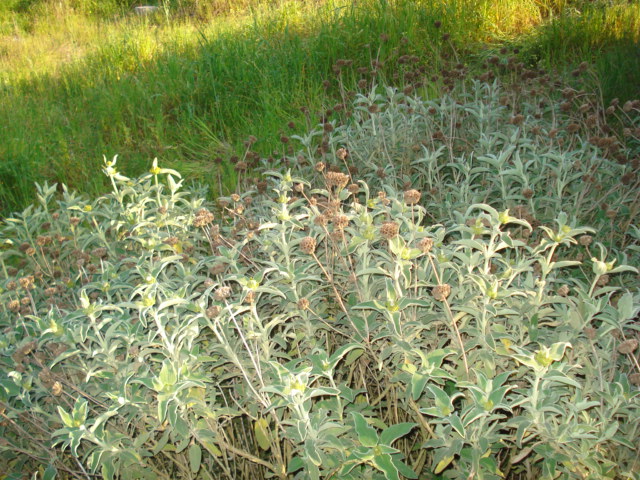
left=134, top=6, right=159, bottom=15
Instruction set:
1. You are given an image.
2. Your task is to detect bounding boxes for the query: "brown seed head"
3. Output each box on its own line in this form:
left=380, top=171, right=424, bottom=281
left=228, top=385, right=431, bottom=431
left=432, top=284, right=451, bottom=301
left=380, top=221, right=400, bottom=239
left=300, top=236, right=317, bottom=255
left=584, top=327, right=597, bottom=340
left=630, top=373, right=640, bottom=386
left=194, top=208, right=215, bottom=228
left=404, top=189, right=422, bottom=205
left=557, top=285, right=570, bottom=297
left=298, top=298, right=310, bottom=310
left=326, top=171, right=350, bottom=190
left=579, top=235, right=593, bottom=246
left=522, top=188, right=534, bottom=199
left=418, top=237, right=434, bottom=254
left=214, top=286, right=232, bottom=301
left=7, top=299, right=20, bottom=312
left=19, top=276, right=34, bottom=289
left=618, top=339, right=638, bottom=355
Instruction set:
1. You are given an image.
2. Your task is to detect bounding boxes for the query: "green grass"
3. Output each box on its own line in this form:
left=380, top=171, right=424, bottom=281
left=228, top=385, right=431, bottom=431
left=0, top=0, right=638, bottom=215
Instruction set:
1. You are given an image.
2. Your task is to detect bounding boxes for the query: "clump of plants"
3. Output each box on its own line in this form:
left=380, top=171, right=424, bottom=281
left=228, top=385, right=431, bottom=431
left=1, top=77, right=639, bottom=479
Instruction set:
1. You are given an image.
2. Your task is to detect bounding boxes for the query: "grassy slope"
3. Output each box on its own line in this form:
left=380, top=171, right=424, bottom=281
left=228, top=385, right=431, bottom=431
left=0, top=0, right=638, bottom=215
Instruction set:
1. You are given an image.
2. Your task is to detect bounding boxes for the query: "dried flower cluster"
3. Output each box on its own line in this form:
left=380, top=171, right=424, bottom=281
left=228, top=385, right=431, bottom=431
left=193, top=208, right=215, bottom=228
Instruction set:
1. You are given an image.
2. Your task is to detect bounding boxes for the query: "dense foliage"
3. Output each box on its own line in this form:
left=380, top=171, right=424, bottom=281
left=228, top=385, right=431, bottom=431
left=1, top=77, right=639, bottom=479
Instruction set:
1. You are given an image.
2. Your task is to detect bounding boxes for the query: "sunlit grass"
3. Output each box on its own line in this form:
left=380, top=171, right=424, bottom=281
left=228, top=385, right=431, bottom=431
left=0, top=0, right=638, bottom=215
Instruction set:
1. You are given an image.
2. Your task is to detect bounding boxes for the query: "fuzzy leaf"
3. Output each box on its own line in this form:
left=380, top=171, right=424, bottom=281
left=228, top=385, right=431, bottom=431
left=188, top=444, right=202, bottom=473
left=374, top=453, right=400, bottom=480
left=352, top=412, right=379, bottom=447
left=380, top=423, right=416, bottom=446
left=254, top=418, right=271, bottom=451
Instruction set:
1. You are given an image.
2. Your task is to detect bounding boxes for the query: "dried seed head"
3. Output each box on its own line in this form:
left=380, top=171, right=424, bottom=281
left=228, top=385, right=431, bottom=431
left=164, top=236, right=179, bottom=247
left=336, top=147, right=348, bottom=160
left=26, top=247, right=36, bottom=256
left=314, top=215, right=328, bottom=227
left=380, top=221, right=400, bottom=239
left=347, top=183, right=359, bottom=194
left=596, top=274, right=610, bottom=287
left=510, top=114, right=525, bottom=125
left=630, top=373, right=640, bottom=386
left=193, top=208, right=215, bottom=228
left=36, top=235, right=52, bottom=246
left=618, top=339, right=638, bottom=355
left=7, top=299, right=20, bottom=312
left=579, top=235, right=593, bottom=246
left=403, top=189, right=422, bottom=205
left=333, top=215, right=349, bottom=230
left=315, top=162, right=326, bottom=172
left=231, top=194, right=241, bottom=202
left=522, top=188, right=534, bottom=199
left=19, top=276, right=34, bottom=289
left=300, top=236, right=317, bottom=255
left=214, top=286, right=232, bottom=301
left=70, top=217, right=81, bottom=226
left=209, top=264, right=226, bottom=276
left=557, top=285, right=570, bottom=297
left=584, top=327, right=597, bottom=340
left=326, top=171, right=350, bottom=190
left=418, top=237, right=434, bottom=253
left=38, top=368, right=54, bottom=388
left=432, top=284, right=451, bottom=301
left=297, top=298, right=310, bottom=310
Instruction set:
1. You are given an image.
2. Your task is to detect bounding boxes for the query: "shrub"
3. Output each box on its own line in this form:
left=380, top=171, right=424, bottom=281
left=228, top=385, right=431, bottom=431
left=1, top=81, right=639, bottom=480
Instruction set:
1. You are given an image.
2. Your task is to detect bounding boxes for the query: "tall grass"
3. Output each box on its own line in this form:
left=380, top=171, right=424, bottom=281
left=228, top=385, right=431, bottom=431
left=0, top=0, right=638, bottom=215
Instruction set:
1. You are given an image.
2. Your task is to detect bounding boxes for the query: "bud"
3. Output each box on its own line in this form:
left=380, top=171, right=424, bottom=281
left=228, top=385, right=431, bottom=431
left=591, top=258, right=608, bottom=276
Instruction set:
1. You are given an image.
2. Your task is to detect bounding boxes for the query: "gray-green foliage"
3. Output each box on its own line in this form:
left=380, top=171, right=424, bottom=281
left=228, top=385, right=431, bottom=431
left=1, top=80, right=639, bottom=479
